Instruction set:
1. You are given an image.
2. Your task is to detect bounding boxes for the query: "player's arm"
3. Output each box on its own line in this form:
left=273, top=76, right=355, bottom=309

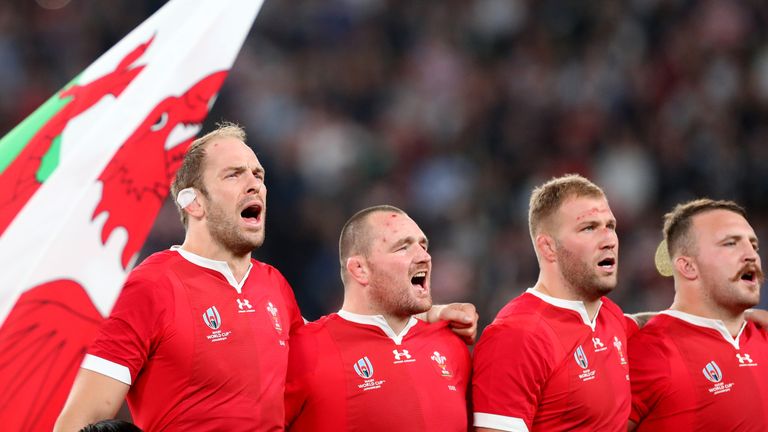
left=627, top=419, right=638, bottom=431
left=745, top=308, right=768, bottom=328
left=420, top=302, right=479, bottom=344
left=53, top=368, right=130, bottom=432
left=473, top=323, right=548, bottom=432
left=625, top=312, right=657, bottom=328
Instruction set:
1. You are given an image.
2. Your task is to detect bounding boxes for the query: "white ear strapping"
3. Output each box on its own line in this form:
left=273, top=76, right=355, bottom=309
left=176, top=187, right=197, bottom=209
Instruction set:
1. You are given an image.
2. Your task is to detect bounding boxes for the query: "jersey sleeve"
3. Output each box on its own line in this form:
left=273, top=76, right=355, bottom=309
left=472, top=320, right=554, bottom=432
left=284, top=326, right=320, bottom=428
left=628, top=331, right=670, bottom=425
left=85, top=270, right=168, bottom=385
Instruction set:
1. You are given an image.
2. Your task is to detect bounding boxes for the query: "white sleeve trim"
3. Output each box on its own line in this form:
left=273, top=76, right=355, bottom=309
left=81, top=354, right=132, bottom=385
left=474, top=412, right=529, bottom=431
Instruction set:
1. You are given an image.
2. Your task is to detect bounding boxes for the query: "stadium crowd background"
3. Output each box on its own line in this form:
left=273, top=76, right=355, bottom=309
left=3, top=0, right=767, bottom=331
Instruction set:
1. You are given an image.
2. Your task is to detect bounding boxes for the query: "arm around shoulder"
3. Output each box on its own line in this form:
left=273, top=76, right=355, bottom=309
left=54, top=368, right=130, bottom=432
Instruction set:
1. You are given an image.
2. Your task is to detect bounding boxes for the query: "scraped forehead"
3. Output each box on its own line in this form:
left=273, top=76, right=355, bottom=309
left=368, top=211, right=427, bottom=244
left=564, top=196, right=614, bottom=222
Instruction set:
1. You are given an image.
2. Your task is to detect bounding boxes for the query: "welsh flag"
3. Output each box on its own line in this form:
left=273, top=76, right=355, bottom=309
left=0, top=1, right=264, bottom=429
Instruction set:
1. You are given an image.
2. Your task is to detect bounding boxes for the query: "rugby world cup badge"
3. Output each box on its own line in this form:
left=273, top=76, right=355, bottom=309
left=203, top=305, right=231, bottom=342
left=703, top=361, right=722, bottom=383
left=354, top=356, right=386, bottom=391
left=354, top=356, right=374, bottom=378
left=702, top=360, right=734, bottom=395
left=203, top=306, right=221, bottom=330
left=574, top=345, right=589, bottom=369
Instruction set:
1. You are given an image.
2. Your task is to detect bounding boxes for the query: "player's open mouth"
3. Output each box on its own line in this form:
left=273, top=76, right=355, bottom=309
left=740, top=270, right=756, bottom=283
left=597, top=257, right=616, bottom=270
left=411, top=271, right=428, bottom=293
left=240, top=203, right=263, bottom=225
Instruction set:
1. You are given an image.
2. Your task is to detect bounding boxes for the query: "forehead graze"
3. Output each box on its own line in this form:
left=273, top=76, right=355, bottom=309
left=575, top=206, right=613, bottom=222
left=374, top=212, right=428, bottom=246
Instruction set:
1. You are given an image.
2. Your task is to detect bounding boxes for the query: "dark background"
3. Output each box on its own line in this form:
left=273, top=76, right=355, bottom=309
left=3, top=0, right=768, bottom=334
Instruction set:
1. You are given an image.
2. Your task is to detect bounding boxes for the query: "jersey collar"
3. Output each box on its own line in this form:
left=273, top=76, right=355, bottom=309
left=661, top=310, right=746, bottom=350
left=171, top=246, right=253, bottom=294
left=337, top=310, right=419, bottom=345
left=527, top=288, right=603, bottom=331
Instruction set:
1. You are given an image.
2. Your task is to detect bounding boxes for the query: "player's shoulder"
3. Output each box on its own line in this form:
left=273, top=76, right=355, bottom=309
left=126, top=249, right=182, bottom=284
left=292, top=313, right=336, bottom=338
left=479, top=297, right=559, bottom=349
left=415, top=320, right=469, bottom=348
left=629, top=314, right=678, bottom=356
left=249, top=258, right=290, bottom=283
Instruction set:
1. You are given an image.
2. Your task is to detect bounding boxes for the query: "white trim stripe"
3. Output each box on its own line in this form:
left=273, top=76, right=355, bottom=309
left=660, top=310, right=746, bottom=350
left=338, top=310, right=418, bottom=345
left=81, top=354, right=132, bottom=385
left=474, top=412, right=529, bottom=431
left=526, top=288, right=602, bottom=331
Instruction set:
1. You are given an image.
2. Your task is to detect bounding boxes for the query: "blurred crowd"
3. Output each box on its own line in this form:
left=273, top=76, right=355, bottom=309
left=3, top=0, right=768, bottom=331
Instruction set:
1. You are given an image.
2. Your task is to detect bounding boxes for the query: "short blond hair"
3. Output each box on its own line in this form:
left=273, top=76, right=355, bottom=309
left=528, top=174, right=605, bottom=240
left=170, top=122, right=247, bottom=227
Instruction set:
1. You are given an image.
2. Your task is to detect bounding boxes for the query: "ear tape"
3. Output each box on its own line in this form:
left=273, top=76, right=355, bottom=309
left=176, top=188, right=197, bottom=209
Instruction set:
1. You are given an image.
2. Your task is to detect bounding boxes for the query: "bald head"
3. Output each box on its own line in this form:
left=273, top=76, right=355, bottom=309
left=339, top=205, right=407, bottom=282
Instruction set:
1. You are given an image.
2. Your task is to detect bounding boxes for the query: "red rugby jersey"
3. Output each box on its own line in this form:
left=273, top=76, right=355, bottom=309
left=473, top=289, right=631, bottom=432
left=629, top=310, right=768, bottom=431
left=85, top=248, right=303, bottom=432
left=285, top=311, right=471, bottom=431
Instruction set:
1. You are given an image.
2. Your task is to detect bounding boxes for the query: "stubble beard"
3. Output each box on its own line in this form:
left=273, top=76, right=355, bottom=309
left=556, top=244, right=616, bottom=301
left=206, top=199, right=264, bottom=256
left=368, top=270, right=432, bottom=318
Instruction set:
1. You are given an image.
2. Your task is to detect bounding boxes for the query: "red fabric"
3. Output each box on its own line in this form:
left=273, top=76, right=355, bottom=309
left=472, top=292, right=631, bottom=431
left=629, top=314, right=768, bottom=431
left=88, top=250, right=303, bottom=432
left=285, top=314, right=471, bottom=431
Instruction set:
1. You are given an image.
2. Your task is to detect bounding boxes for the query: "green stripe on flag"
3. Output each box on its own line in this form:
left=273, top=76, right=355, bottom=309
left=0, top=76, right=79, bottom=175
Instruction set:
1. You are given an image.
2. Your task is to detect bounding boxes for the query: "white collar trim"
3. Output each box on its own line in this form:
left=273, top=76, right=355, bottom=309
left=527, top=288, right=602, bottom=331
left=171, top=246, right=252, bottom=294
left=338, top=310, right=418, bottom=345
left=661, top=310, right=746, bottom=350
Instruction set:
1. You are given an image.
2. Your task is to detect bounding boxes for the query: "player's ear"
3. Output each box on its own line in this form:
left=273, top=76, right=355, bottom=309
left=185, top=196, right=204, bottom=220
left=346, top=255, right=369, bottom=285
left=536, top=233, right=557, bottom=262
left=674, top=255, right=697, bottom=280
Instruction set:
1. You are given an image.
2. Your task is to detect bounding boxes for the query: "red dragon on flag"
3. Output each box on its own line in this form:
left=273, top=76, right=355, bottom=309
left=0, top=1, right=265, bottom=429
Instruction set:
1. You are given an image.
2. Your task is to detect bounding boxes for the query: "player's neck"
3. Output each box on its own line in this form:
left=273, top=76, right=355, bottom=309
left=533, top=278, right=602, bottom=321
left=181, top=233, right=252, bottom=283
left=342, top=295, right=411, bottom=334
left=670, top=296, right=746, bottom=337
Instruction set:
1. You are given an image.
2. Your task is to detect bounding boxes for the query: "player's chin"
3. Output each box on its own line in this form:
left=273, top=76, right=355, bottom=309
left=594, top=280, right=617, bottom=296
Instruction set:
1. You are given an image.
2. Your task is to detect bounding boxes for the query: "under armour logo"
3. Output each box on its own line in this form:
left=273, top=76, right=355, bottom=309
left=592, top=337, right=604, bottom=349
left=393, top=349, right=412, bottom=360
left=737, top=353, right=753, bottom=364
left=237, top=298, right=252, bottom=310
